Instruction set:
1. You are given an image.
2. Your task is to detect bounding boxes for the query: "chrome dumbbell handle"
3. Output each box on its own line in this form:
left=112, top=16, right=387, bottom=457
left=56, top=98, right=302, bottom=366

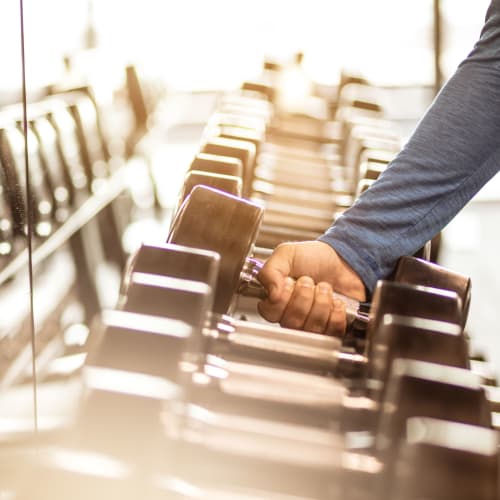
left=239, top=257, right=369, bottom=328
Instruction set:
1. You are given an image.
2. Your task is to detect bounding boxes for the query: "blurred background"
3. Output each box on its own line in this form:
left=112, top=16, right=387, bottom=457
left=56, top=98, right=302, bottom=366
left=0, top=0, right=492, bottom=91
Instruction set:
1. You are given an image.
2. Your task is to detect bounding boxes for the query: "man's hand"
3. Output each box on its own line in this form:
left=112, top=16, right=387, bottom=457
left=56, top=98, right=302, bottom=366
left=257, top=241, right=366, bottom=336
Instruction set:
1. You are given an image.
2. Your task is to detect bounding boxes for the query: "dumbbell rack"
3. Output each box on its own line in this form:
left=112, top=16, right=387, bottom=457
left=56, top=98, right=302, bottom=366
left=0, top=170, right=126, bottom=287
left=1, top=60, right=500, bottom=500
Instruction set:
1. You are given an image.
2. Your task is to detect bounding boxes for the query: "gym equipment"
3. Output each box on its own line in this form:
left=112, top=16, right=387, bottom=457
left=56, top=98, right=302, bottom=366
left=167, top=185, right=366, bottom=326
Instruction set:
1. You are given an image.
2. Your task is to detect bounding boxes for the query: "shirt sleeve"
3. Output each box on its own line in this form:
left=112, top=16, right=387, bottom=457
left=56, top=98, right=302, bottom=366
left=319, top=0, right=500, bottom=293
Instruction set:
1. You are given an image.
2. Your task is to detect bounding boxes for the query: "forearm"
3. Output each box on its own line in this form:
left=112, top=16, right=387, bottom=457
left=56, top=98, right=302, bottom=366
left=320, top=1, right=500, bottom=292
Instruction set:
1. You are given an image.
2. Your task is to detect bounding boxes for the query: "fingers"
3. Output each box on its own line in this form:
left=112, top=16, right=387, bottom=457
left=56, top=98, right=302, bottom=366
left=302, top=282, right=335, bottom=334
left=257, top=244, right=293, bottom=302
left=280, top=276, right=316, bottom=330
left=259, top=277, right=348, bottom=336
left=257, top=276, right=295, bottom=323
left=325, top=298, right=347, bottom=337
left=298, top=282, right=346, bottom=336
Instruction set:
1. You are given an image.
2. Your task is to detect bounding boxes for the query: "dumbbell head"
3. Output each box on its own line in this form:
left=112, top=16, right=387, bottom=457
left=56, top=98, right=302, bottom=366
left=366, top=281, right=463, bottom=355
left=80, top=310, right=189, bottom=460
left=46, top=99, right=89, bottom=196
left=208, top=111, right=267, bottom=136
left=0, top=124, right=53, bottom=237
left=411, top=240, right=432, bottom=260
left=394, top=255, right=472, bottom=326
left=358, top=159, right=387, bottom=181
left=241, top=80, right=276, bottom=101
left=210, top=124, right=263, bottom=155
left=29, top=115, right=71, bottom=221
left=219, top=92, right=273, bottom=119
left=355, top=178, right=375, bottom=197
left=167, top=185, right=263, bottom=313
left=86, top=309, right=192, bottom=382
left=121, top=242, right=219, bottom=300
left=201, top=135, right=255, bottom=164
left=370, top=314, right=470, bottom=390
left=190, top=152, right=243, bottom=178
left=389, top=418, right=499, bottom=500
left=121, top=272, right=211, bottom=337
left=338, top=82, right=383, bottom=113
left=201, top=137, right=256, bottom=197
left=358, top=147, right=395, bottom=166
left=376, top=359, right=491, bottom=463
left=179, top=170, right=242, bottom=205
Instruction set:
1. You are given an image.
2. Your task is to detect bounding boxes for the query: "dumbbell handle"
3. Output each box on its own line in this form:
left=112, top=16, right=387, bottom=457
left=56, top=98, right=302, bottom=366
left=239, top=257, right=369, bottom=328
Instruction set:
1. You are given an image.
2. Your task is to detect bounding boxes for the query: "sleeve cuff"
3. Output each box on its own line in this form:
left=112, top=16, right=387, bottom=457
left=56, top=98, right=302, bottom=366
left=317, top=234, right=380, bottom=294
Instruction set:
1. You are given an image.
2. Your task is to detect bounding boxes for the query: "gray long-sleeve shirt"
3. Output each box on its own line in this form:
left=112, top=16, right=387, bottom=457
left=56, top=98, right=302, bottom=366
left=319, top=0, right=500, bottom=293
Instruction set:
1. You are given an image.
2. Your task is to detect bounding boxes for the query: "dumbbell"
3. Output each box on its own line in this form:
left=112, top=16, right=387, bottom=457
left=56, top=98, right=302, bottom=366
left=28, top=80, right=484, bottom=498
left=0, top=178, right=14, bottom=258
left=165, top=185, right=476, bottom=389
left=336, top=82, right=385, bottom=117
left=173, top=178, right=458, bottom=342
left=173, top=170, right=243, bottom=217
left=61, top=90, right=111, bottom=188
left=192, top=137, right=370, bottom=246
left=177, top=161, right=371, bottom=251
left=167, top=185, right=366, bottom=327
left=29, top=112, right=72, bottom=223
left=175, top=167, right=414, bottom=265
left=388, top=417, right=498, bottom=500
left=120, top=251, right=476, bottom=434
left=169, top=185, right=471, bottom=333
left=46, top=97, right=90, bottom=203
left=0, top=121, right=54, bottom=238
left=91, top=305, right=349, bottom=433
left=341, top=361, right=493, bottom=498
left=186, top=158, right=347, bottom=239
left=197, top=113, right=397, bottom=242
left=393, top=255, right=471, bottom=325
left=189, top=152, right=244, bottom=179
left=251, top=177, right=350, bottom=213
left=200, top=137, right=256, bottom=198
left=208, top=87, right=390, bottom=180
left=339, top=312, right=472, bottom=431
left=72, top=307, right=491, bottom=500
left=120, top=235, right=477, bottom=428
left=120, top=243, right=350, bottom=377
left=53, top=218, right=476, bottom=496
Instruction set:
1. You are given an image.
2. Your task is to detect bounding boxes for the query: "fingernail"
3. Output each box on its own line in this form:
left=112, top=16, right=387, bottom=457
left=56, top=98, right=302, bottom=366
left=298, top=277, right=314, bottom=288
left=318, top=283, right=330, bottom=294
left=284, top=277, right=295, bottom=291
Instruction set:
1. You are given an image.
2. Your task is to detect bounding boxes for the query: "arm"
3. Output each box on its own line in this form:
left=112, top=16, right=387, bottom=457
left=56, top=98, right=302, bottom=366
left=321, top=0, right=500, bottom=291
left=259, top=0, right=500, bottom=329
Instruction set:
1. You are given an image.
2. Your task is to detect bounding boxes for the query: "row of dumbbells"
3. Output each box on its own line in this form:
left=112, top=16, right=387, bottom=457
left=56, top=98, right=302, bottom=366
left=7, top=182, right=498, bottom=500
left=115, top=70, right=496, bottom=500
left=179, top=73, right=402, bottom=252
left=0, top=87, right=121, bottom=260
left=0, top=85, right=135, bottom=383
left=2, top=73, right=499, bottom=499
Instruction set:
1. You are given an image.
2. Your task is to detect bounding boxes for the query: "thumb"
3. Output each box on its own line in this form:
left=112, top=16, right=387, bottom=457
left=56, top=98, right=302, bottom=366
left=258, top=246, right=293, bottom=302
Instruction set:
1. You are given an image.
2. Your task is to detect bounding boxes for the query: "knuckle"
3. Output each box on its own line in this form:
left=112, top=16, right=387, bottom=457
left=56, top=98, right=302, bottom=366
left=257, top=301, right=283, bottom=323
left=281, top=315, right=306, bottom=330
left=307, top=319, right=327, bottom=334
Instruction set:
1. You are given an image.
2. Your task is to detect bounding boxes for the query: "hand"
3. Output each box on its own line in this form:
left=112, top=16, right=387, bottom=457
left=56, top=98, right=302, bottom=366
left=257, top=241, right=366, bottom=336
